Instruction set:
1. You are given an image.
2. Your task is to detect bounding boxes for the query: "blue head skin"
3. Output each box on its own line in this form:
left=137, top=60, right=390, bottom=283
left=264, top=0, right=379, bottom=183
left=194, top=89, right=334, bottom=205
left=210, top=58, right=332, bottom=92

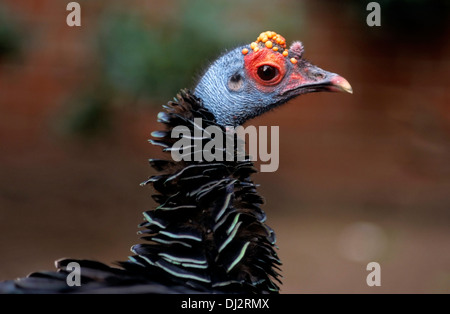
left=194, top=36, right=352, bottom=127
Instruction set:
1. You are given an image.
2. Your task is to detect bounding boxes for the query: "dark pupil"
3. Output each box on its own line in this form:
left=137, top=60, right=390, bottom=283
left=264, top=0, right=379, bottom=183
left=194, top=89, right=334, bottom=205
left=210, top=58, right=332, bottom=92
left=257, top=65, right=277, bottom=81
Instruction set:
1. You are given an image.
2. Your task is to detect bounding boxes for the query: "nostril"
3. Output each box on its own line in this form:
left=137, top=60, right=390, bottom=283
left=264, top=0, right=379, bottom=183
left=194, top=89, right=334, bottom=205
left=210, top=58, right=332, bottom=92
left=313, top=72, right=325, bottom=80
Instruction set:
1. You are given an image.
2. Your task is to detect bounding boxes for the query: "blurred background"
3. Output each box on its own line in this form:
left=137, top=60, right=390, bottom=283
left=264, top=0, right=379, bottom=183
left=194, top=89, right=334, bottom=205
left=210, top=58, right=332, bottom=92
left=1, top=0, right=449, bottom=293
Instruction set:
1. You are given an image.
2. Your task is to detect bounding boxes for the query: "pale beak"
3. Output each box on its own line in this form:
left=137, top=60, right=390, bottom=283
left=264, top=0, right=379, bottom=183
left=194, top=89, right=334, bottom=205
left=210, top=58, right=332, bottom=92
left=327, top=75, right=353, bottom=94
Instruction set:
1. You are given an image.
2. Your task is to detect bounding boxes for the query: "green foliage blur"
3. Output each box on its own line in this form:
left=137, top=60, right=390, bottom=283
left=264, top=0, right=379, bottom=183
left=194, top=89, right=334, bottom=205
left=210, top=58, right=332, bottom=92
left=96, top=0, right=305, bottom=101
left=0, top=4, right=22, bottom=60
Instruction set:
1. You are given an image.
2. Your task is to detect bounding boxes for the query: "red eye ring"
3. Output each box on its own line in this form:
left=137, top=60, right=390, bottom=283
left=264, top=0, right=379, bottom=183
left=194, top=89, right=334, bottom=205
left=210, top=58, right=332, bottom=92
left=244, top=48, right=287, bottom=87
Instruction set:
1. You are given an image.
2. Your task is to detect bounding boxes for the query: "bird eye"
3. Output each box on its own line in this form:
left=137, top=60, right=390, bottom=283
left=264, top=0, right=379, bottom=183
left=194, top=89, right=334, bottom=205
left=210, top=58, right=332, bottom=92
left=257, top=65, right=278, bottom=81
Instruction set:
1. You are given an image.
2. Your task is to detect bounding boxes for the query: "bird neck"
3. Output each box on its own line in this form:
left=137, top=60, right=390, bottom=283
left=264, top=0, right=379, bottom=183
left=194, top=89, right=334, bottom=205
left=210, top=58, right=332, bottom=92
left=128, top=90, right=281, bottom=293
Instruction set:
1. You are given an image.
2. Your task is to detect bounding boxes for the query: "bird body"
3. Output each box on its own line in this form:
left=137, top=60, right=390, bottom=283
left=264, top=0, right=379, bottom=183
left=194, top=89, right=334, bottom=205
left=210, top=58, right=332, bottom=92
left=0, top=31, right=351, bottom=294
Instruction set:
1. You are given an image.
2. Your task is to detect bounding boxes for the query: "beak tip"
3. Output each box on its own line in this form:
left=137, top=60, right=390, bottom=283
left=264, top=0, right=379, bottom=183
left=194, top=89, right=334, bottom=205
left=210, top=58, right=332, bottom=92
left=331, top=75, right=353, bottom=94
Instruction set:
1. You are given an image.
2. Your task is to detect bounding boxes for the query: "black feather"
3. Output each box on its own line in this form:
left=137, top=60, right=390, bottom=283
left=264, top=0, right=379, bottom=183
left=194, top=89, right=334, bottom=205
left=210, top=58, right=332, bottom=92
left=0, top=90, right=281, bottom=294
